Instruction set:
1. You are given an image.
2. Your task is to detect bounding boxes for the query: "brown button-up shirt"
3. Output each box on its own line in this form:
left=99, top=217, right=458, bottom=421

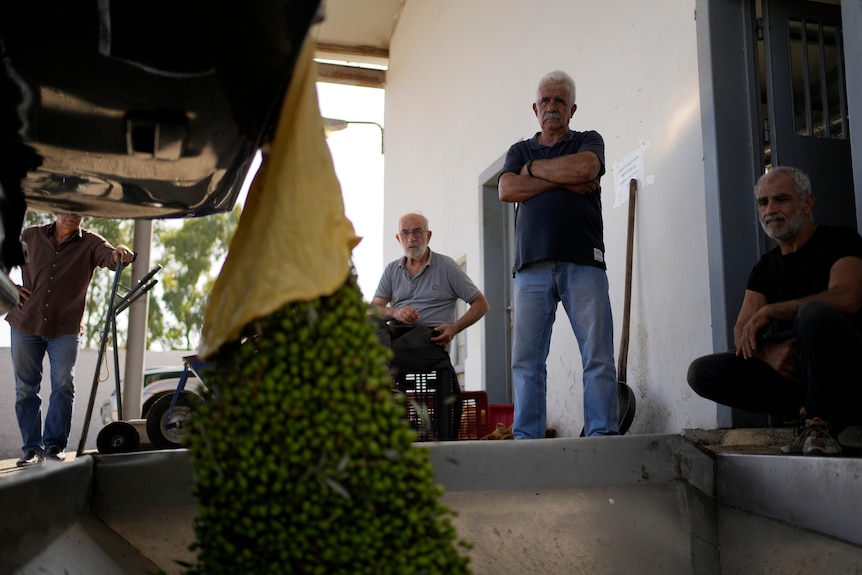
left=6, top=223, right=117, bottom=338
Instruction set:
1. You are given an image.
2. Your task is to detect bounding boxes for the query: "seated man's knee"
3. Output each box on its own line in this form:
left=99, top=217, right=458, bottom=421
left=687, top=353, right=734, bottom=399
left=687, top=355, right=710, bottom=396
left=796, top=300, right=840, bottom=336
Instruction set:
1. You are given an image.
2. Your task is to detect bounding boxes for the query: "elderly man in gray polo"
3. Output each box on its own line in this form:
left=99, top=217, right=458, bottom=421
left=371, top=212, right=489, bottom=439
left=372, top=212, right=489, bottom=357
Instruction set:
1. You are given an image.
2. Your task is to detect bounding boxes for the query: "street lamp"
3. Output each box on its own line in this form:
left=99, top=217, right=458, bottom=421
left=323, top=117, right=384, bottom=154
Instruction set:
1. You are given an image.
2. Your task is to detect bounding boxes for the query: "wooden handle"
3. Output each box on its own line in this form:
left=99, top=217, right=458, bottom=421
left=617, top=178, right=637, bottom=383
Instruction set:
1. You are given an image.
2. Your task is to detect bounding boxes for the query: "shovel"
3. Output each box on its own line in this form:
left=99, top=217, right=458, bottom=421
left=581, top=177, right=638, bottom=436
left=615, top=178, right=638, bottom=434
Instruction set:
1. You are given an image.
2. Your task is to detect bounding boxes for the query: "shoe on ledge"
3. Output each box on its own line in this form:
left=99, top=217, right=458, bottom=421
left=44, top=445, right=67, bottom=461
left=781, top=417, right=842, bottom=456
left=16, top=450, right=44, bottom=467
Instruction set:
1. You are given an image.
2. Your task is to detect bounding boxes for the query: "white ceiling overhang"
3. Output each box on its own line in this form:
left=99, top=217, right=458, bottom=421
left=311, top=0, right=404, bottom=87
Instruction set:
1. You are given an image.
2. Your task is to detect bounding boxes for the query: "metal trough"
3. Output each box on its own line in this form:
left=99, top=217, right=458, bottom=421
left=2, top=434, right=861, bottom=574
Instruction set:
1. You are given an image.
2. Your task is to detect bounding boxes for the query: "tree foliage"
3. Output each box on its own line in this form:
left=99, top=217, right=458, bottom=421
left=153, top=209, right=240, bottom=350
left=20, top=208, right=240, bottom=351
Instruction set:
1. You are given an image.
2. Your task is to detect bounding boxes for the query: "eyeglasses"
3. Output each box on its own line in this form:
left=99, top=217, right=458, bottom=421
left=399, top=228, right=426, bottom=239
left=59, top=213, right=83, bottom=218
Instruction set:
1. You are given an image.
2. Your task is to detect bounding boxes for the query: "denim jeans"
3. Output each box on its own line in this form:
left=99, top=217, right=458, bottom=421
left=11, top=327, right=80, bottom=454
left=511, top=260, right=619, bottom=438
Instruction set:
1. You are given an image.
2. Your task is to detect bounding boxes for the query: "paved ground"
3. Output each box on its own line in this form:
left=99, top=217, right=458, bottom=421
left=0, top=348, right=190, bottom=461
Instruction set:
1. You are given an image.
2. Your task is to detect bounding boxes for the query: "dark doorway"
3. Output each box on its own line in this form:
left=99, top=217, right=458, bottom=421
left=762, top=0, right=854, bottom=229
left=480, top=155, right=514, bottom=404
left=696, top=0, right=857, bottom=428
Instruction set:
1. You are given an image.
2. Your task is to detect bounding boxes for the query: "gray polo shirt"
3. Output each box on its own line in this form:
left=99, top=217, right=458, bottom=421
left=374, top=249, right=481, bottom=327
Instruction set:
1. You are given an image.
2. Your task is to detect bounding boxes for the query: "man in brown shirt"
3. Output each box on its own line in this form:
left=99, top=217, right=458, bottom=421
left=6, top=213, right=135, bottom=466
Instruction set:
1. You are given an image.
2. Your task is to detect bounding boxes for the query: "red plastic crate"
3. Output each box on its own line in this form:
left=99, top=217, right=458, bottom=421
left=488, top=403, right=514, bottom=430
left=458, top=391, right=490, bottom=439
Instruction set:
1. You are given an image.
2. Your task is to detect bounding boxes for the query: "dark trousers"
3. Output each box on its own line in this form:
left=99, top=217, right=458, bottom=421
left=688, top=301, right=862, bottom=426
left=371, top=317, right=462, bottom=440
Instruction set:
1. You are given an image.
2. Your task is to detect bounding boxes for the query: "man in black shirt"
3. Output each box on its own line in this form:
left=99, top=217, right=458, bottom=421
left=688, top=166, right=862, bottom=455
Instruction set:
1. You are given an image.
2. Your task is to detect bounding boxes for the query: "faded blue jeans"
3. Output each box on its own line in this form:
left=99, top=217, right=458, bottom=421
left=511, top=261, right=619, bottom=438
left=11, top=327, right=80, bottom=455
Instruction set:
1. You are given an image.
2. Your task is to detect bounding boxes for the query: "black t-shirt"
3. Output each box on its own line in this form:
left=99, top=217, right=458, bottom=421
left=747, top=224, right=862, bottom=333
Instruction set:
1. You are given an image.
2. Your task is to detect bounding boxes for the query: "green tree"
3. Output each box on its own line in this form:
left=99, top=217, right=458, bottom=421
left=80, top=218, right=134, bottom=348
left=153, top=210, right=240, bottom=350
left=20, top=208, right=240, bottom=351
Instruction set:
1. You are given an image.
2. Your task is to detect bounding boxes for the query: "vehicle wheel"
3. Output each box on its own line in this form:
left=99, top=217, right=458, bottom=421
left=97, top=421, right=141, bottom=454
left=146, top=391, right=197, bottom=450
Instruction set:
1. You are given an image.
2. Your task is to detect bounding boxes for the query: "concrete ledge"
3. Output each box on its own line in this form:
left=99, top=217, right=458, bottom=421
left=0, top=457, right=93, bottom=574
left=90, top=450, right=196, bottom=514
left=716, top=453, right=862, bottom=546
left=425, top=434, right=715, bottom=496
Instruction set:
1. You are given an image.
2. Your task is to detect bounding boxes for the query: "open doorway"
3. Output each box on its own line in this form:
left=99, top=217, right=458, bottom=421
left=479, top=154, right=514, bottom=404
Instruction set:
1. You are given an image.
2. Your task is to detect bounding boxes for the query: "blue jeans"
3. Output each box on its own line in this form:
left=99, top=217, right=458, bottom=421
left=511, top=261, right=619, bottom=438
left=11, top=327, right=80, bottom=454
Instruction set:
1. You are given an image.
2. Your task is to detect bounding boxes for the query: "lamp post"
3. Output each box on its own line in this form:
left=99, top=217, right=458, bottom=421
left=323, top=117, right=384, bottom=154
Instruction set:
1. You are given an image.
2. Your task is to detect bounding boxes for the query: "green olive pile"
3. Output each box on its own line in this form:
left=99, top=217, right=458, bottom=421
left=185, top=271, right=472, bottom=574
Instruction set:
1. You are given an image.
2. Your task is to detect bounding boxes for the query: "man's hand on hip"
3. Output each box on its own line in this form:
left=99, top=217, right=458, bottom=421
left=430, top=324, right=457, bottom=347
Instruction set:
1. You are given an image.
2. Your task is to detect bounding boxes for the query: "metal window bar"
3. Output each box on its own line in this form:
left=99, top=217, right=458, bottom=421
left=815, top=21, right=830, bottom=138
left=833, top=24, right=847, bottom=139
left=800, top=19, right=813, bottom=137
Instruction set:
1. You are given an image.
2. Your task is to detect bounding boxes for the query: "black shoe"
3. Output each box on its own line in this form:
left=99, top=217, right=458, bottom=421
left=16, top=450, right=44, bottom=467
left=44, top=445, right=66, bottom=461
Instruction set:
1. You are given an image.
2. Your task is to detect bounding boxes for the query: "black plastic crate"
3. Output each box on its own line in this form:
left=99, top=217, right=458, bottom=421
left=396, top=369, right=461, bottom=441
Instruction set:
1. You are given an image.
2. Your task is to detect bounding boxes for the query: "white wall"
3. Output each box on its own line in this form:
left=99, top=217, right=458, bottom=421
left=384, top=0, right=718, bottom=436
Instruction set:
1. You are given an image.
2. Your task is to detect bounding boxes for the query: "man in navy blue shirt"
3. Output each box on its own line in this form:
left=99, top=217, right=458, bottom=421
left=688, top=166, right=862, bottom=455
left=499, top=70, right=619, bottom=439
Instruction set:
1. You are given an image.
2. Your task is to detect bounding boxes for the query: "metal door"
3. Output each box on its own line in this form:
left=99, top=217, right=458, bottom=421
left=763, top=0, right=855, bottom=228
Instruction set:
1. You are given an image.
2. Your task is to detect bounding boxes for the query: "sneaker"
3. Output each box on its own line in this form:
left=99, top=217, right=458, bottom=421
left=780, top=418, right=842, bottom=456
left=16, top=450, right=44, bottom=467
left=44, top=445, right=67, bottom=461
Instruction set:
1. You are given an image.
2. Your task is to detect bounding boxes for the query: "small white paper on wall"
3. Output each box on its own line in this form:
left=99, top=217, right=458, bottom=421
left=612, top=143, right=647, bottom=208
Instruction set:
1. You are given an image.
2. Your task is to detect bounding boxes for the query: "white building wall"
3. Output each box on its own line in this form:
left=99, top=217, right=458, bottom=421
left=384, top=0, right=718, bottom=436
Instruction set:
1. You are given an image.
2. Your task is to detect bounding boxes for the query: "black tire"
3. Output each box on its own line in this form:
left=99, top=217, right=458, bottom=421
left=97, top=421, right=141, bottom=454
left=146, top=391, right=197, bottom=450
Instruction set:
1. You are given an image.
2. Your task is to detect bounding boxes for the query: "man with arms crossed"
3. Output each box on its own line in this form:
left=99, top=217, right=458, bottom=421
left=499, top=70, right=619, bottom=439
